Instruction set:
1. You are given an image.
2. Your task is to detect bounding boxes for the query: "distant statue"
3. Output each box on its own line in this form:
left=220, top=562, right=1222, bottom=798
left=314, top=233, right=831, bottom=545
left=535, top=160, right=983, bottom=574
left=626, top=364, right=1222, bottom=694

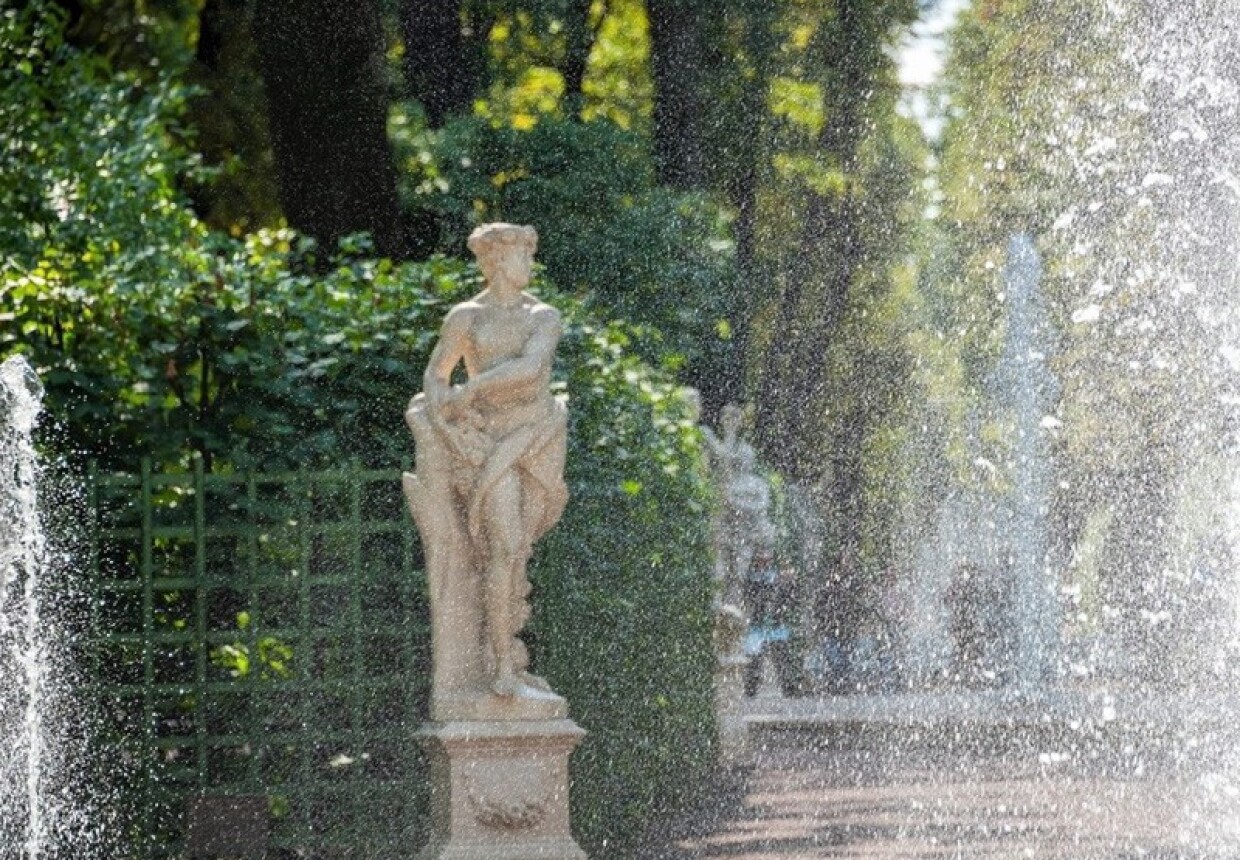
left=701, top=403, right=775, bottom=607
left=403, top=223, right=569, bottom=719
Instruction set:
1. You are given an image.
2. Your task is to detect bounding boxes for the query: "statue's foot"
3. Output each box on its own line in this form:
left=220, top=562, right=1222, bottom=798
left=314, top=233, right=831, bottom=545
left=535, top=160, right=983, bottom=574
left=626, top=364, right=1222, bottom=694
left=520, top=671, right=553, bottom=693
left=492, top=673, right=522, bottom=697
left=491, top=672, right=561, bottom=702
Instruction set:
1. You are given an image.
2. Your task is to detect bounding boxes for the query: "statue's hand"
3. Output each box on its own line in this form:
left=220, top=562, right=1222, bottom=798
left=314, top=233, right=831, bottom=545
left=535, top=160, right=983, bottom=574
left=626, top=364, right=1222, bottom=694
left=452, top=423, right=488, bottom=466
left=439, top=390, right=480, bottom=424
left=404, top=393, right=429, bottom=433
left=434, top=395, right=486, bottom=464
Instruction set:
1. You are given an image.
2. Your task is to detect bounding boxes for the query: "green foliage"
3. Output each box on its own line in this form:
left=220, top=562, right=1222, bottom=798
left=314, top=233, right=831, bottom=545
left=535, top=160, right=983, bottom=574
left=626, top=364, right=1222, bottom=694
left=211, top=611, right=294, bottom=680
left=0, top=3, right=200, bottom=267
left=471, top=0, right=652, bottom=131
left=0, top=0, right=211, bottom=462
left=579, top=0, right=653, bottom=131
left=55, top=0, right=200, bottom=74
left=393, top=111, right=737, bottom=375
left=534, top=321, right=715, bottom=855
left=2, top=6, right=715, bottom=856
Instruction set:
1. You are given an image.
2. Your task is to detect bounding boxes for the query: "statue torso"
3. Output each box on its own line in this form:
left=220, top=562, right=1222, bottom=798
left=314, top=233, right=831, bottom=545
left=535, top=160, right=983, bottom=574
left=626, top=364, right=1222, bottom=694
left=467, top=296, right=544, bottom=373
left=454, top=292, right=558, bottom=434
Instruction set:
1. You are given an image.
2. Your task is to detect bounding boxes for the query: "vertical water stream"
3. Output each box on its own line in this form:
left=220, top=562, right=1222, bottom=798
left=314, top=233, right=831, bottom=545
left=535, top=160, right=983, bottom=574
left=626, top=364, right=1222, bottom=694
left=0, top=355, right=48, bottom=860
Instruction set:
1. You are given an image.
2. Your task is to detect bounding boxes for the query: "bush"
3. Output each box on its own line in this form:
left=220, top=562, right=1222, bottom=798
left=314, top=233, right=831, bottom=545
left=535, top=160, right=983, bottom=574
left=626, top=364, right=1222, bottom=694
left=2, top=5, right=716, bottom=855
left=534, top=319, right=716, bottom=855
left=393, top=110, right=738, bottom=379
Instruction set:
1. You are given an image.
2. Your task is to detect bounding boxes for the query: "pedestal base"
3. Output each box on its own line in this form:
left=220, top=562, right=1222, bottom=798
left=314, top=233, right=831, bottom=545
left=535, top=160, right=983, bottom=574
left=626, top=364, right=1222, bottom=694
left=417, top=720, right=589, bottom=860
left=713, top=603, right=751, bottom=766
left=715, top=656, right=750, bottom=765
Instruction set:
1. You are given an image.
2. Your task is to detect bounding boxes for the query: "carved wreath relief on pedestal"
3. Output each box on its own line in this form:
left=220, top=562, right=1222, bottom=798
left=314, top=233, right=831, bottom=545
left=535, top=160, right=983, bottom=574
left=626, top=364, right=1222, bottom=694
left=465, top=771, right=552, bottom=830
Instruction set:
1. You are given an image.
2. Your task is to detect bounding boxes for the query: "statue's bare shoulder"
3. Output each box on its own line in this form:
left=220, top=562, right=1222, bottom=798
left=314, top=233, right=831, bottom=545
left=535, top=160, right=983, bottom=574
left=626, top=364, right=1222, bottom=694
left=522, top=292, right=562, bottom=329
left=443, top=297, right=485, bottom=328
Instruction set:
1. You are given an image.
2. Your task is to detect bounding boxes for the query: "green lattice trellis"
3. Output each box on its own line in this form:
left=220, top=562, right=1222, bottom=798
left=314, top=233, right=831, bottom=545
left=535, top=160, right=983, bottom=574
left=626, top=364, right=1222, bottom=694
left=87, top=458, right=431, bottom=859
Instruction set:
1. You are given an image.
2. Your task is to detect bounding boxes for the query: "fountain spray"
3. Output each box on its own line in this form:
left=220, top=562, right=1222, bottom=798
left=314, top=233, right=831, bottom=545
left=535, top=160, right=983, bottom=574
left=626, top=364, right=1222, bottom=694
left=1, top=355, right=48, bottom=860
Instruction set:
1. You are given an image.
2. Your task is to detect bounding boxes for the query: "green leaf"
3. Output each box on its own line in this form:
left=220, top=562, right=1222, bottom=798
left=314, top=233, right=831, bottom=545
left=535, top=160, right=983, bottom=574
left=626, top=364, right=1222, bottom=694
left=619, top=479, right=643, bottom=496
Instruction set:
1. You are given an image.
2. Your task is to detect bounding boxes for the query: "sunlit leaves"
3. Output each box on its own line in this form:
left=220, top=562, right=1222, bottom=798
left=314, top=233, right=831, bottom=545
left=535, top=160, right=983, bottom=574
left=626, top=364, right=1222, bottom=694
left=768, top=76, right=825, bottom=137
left=580, top=0, right=653, bottom=131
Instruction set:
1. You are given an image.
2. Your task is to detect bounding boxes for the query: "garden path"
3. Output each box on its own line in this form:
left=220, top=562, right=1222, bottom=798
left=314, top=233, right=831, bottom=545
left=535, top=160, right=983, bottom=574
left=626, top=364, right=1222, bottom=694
left=639, top=692, right=1236, bottom=860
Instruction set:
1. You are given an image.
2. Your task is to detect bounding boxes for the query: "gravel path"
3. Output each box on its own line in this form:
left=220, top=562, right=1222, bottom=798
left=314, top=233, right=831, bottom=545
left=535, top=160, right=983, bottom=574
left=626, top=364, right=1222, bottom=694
left=639, top=708, right=1240, bottom=860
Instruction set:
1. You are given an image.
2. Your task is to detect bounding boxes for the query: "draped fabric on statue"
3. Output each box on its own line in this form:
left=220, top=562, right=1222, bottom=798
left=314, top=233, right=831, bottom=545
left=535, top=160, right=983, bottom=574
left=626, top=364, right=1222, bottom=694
left=466, top=399, right=569, bottom=555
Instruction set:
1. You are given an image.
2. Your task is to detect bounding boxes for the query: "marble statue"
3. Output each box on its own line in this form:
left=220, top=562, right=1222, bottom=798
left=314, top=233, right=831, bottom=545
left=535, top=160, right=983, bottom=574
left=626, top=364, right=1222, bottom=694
left=407, top=224, right=588, bottom=859
left=403, top=222, right=569, bottom=720
left=701, top=403, right=775, bottom=607
left=699, top=402, right=776, bottom=761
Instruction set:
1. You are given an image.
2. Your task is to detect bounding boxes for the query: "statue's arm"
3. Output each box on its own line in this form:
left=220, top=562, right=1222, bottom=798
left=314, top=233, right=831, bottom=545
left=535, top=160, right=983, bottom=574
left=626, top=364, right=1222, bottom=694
left=419, top=306, right=473, bottom=409
left=700, top=425, right=723, bottom=460
left=408, top=306, right=489, bottom=465
left=463, top=306, right=560, bottom=401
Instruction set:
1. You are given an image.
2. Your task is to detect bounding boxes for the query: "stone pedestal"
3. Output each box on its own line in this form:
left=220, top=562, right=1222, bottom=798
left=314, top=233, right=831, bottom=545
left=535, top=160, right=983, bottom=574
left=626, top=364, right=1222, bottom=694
left=714, top=655, right=749, bottom=764
left=713, top=603, right=750, bottom=765
left=417, top=720, right=588, bottom=860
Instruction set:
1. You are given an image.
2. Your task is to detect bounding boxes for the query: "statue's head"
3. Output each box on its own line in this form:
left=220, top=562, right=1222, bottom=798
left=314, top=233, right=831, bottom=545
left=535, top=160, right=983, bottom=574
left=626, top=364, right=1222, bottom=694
left=468, top=223, right=538, bottom=292
left=720, top=402, right=744, bottom=435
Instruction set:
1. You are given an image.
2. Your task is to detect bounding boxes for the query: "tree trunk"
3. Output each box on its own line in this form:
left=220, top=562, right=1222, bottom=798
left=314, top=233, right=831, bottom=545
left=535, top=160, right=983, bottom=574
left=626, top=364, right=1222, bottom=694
left=704, top=2, right=778, bottom=416
left=188, top=0, right=282, bottom=231
left=560, top=0, right=595, bottom=110
left=756, top=188, right=860, bottom=482
left=704, top=159, right=757, bottom=417
left=399, top=0, right=485, bottom=127
left=647, top=0, right=706, bottom=189
left=754, top=0, right=875, bottom=481
left=252, top=0, right=406, bottom=258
